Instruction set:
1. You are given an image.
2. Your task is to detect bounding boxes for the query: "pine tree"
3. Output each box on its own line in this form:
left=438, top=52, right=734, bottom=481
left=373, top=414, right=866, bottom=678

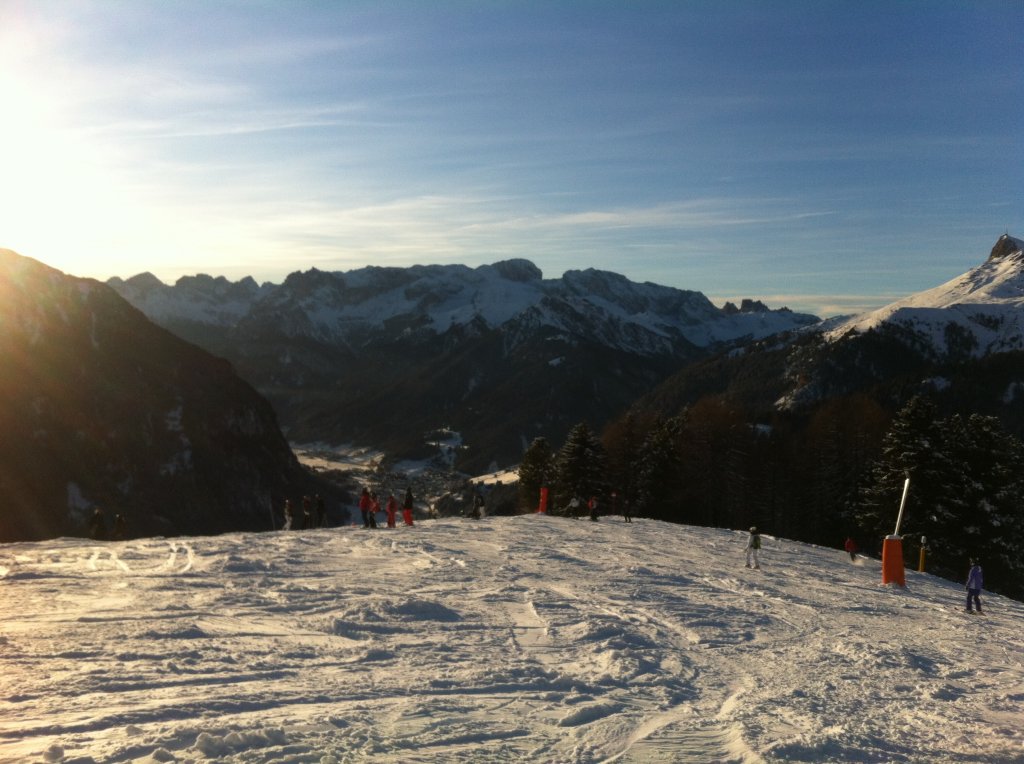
left=552, top=422, right=608, bottom=514
left=947, top=414, right=1024, bottom=595
left=857, top=397, right=1024, bottom=598
left=857, top=396, right=960, bottom=559
left=633, top=415, right=684, bottom=520
left=602, top=410, right=651, bottom=509
left=518, top=437, right=554, bottom=512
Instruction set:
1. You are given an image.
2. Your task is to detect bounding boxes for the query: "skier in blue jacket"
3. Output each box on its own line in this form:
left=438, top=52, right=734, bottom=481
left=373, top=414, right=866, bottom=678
left=965, top=559, right=983, bottom=613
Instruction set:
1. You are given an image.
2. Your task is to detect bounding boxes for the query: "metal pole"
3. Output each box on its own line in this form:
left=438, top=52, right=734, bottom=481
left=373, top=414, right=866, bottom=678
left=893, top=476, right=910, bottom=537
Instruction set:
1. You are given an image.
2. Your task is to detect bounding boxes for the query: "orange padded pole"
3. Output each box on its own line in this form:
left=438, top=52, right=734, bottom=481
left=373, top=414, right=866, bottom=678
left=882, top=535, right=905, bottom=587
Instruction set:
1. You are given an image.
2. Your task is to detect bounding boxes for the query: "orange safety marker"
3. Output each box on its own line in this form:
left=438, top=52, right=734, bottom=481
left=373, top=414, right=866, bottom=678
left=882, top=535, right=905, bottom=586
left=882, top=476, right=911, bottom=587
left=537, top=486, right=548, bottom=514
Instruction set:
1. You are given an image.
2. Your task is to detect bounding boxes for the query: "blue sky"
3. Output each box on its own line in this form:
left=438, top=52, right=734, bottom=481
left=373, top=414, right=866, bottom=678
left=1, top=1, right=1020, bottom=316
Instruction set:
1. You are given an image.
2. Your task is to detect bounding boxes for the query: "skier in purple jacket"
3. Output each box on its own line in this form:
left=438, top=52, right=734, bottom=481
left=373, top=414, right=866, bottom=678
left=965, top=559, right=983, bottom=613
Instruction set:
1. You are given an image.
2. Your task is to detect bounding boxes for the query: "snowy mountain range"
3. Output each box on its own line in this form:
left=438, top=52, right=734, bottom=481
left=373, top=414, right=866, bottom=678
left=635, top=234, right=1024, bottom=417
left=826, top=233, right=1024, bottom=358
left=3, top=515, right=1022, bottom=762
left=109, top=260, right=816, bottom=355
left=109, top=262, right=818, bottom=469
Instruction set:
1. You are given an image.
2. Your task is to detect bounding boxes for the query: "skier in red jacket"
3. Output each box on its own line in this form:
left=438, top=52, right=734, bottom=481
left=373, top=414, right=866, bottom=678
left=358, top=488, right=372, bottom=528
left=402, top=488, right=415, bottom=526
left=385, top=494, right=398, bottom=528
left=844, top=537, right=858, bottom=562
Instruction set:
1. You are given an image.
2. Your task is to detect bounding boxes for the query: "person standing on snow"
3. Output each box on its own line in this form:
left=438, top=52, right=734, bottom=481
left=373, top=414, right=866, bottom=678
left=111, top=513, right=127, bottom=540
left=567, top=495, right=581, bottom=519
left=844, top=536, right=858, bottom=562
left=470, top=492, right=484, bottom=520
left=88, top=507, right=107, bottom=540
left=369, top=492, right=381, bottom=529
left=745, top=526, right=761, bottom=569
left=588, top=496, right=599, bottom=522
left=402, top=488, right=415, bottom=526
left=385, top=494, right=398, bottom=528
left=965, top=559, right=984, bottom=613
left=358, top=488, right=372, bottom=528
left=282, top=499, right=295, bottom=531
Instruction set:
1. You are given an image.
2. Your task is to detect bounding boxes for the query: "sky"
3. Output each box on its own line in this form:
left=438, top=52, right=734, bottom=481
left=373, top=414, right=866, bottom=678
left=0, top=1, right=1021, bottom=317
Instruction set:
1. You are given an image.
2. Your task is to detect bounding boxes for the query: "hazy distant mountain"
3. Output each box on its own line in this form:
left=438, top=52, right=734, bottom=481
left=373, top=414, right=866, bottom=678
left=0, top=249, right=335, bottom=542
left=109, top=260, right=818, bottom=470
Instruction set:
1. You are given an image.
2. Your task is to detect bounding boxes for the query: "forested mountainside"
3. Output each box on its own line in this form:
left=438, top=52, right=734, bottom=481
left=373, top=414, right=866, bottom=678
left=586, top=235, right=1024, bottom=596
left=0, top=249, right=340, bottom=542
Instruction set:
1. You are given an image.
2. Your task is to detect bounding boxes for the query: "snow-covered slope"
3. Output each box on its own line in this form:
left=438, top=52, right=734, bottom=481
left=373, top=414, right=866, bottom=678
left=2, top=516, right=1021, bottom=762
left=826, top=235, right=1024, bottom=356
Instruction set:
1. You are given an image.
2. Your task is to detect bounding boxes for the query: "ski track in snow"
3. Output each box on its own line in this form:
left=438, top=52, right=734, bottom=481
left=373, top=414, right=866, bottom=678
left=1, top=517, right=1023, bottom=763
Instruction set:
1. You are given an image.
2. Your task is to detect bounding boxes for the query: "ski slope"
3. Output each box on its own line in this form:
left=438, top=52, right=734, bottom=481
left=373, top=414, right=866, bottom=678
left=1, top=517, right=1022, bottom=762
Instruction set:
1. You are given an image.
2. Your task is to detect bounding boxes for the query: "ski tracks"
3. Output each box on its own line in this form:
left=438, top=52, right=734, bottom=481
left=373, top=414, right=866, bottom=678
left=85, top=540, right=195, bottom=576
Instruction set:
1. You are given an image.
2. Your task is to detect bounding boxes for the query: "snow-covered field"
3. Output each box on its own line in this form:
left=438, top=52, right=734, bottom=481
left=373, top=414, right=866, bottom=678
left=1, top=516, right=1022, bottom=763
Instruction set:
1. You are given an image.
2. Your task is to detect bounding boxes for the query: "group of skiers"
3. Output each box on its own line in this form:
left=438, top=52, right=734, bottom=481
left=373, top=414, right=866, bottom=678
left=281, top=494, right=327, bottom=531
left=87, top=507, right=126, bottom=541
left=358, top=487, right=416, bottom=529
left=564, top=495, right=602, bottom=521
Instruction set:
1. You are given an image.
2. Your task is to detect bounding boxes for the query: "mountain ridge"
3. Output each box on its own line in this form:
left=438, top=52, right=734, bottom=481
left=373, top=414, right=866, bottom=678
left=825, top=233, right=1024, bottom=358
left=109, top=260, right=817, bottom=468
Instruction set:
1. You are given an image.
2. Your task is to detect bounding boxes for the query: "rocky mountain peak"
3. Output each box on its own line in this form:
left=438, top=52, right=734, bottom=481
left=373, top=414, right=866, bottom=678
left=489, top=259, right=543, bottom=283
left=989, top=233, right=1023, bottom=261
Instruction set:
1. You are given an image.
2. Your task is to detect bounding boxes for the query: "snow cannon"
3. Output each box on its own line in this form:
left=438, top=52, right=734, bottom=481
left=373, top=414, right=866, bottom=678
left=882, top=476, right=911, bottom=587
left=882, top=535, right=905, bottom=586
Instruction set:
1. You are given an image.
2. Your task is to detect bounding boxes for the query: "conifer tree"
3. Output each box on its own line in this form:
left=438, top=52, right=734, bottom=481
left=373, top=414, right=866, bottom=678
left=858, top=396, right=958, bottom=557
left=633, top=415, right=684, bottom=520
left=552, top=422, right=608, bottom=514
left=518, top=437, right=553, bottom=512
left=857, top=397, right=1024, bottom=597
left=945, top=413, right=1024, bottom=594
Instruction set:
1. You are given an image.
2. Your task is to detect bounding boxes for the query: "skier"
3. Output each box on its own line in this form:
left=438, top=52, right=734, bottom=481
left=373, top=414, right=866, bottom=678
left=369, top=492, right=380, bottom=529
left=88, top=507, right=107, bottom=541
left=358, top=488, right=372, bottom=528
left=316, top=495, right=326, bottom=528
left=470, top=492, right=484, bottom=520
left=385, top=493, right=398, bottom=528
left=588, top=496, right=599, bottom=522
left=301, top=495, right=313, bottom=529
left=622, top=498, right=632, bottom=523
left=745, top=526, right=761, bottom=569
left=282, top=500, right=294, bottom=531
left=567, top=495, right=581, bottom=519
left=111, top=513, right=126, bottom=540
left=965, top=559, right=984, bottom=613
left=402, top=488, right=415, bottom=526
left=844, top=536, right=858, bottom=562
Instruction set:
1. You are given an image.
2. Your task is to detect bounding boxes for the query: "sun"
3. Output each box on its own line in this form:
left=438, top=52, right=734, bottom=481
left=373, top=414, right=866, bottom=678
left=0, top=17, right=172, bottom=282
